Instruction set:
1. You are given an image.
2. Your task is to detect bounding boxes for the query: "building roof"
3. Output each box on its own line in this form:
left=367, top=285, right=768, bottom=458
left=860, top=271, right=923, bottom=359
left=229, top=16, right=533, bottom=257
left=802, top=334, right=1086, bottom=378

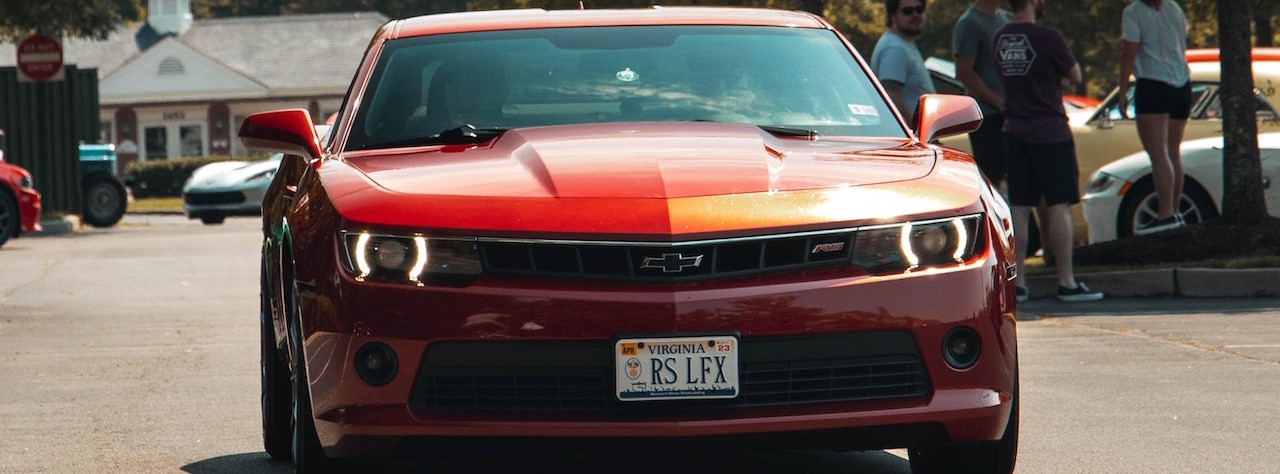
left=0, top=11, right=388, bottom=102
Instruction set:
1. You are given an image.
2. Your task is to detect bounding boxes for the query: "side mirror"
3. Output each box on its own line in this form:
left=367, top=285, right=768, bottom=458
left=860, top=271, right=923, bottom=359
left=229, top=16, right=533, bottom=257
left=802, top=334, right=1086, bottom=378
left=238, top=109, right=322, bottom=159
left=912, top=94, right=983, bottom=144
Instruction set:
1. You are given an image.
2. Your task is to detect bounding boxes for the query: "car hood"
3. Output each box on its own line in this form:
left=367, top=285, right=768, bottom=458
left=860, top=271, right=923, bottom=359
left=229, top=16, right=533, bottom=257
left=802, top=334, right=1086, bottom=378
left=344, top=123, right=935, bottom=199
left=325, top=122, right=983, bottom=236
left=184, top=156, right=282, bottom=189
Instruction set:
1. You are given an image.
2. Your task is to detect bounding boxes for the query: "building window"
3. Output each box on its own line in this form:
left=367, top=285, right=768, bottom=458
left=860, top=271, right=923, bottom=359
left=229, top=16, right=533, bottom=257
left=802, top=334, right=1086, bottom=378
left=100, top=121, right=114, bottom=144
left=158, top=58, right=184, bottom=76
left=145, top=126, right=168, bottom=160
left=180, top=125, right=204, bottom=157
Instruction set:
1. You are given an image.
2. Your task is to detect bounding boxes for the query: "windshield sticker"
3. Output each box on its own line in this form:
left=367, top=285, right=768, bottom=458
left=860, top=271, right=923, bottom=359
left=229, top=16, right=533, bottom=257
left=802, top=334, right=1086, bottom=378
left=848, top=104, right=878, bottom=116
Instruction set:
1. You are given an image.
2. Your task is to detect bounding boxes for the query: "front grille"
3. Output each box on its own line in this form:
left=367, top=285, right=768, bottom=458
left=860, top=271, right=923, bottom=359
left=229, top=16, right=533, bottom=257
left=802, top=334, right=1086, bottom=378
left=409, top=332, right=929, bottom=412
left=479, top=230, right=855, bottom=281
left=184, top=191, right=246, bottom=205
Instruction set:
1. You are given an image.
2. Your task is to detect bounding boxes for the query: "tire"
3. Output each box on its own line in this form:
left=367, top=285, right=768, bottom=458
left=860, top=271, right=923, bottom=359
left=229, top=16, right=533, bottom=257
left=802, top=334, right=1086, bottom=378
left=261, top=256, right=292, bottom=461
left=286, top=265, right=328, bottom=473
left=0, top=191, right=18, bottom=248
left=82, top=176, right=127, bottom=228
left=908, top=377, right=1019, bottom=474
left=201, top=214, right=227, bottom=225
left=1116, top=178, right=1218, bottom=238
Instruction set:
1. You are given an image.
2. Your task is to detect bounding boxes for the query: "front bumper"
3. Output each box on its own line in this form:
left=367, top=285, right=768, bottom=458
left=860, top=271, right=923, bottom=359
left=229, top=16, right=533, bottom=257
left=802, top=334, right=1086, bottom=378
left=293, top=253, right=1018, bottom=458
left=182, top=185, right=267, bottom=218
left=18, top=187, right=42, bottom=233
left=1081, top=191, right=1125, bottom=244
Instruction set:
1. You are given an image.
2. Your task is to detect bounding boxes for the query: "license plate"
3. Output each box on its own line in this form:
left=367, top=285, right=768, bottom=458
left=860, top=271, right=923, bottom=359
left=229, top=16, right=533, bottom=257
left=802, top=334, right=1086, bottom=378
left=615, top=335, right=739, bottom=401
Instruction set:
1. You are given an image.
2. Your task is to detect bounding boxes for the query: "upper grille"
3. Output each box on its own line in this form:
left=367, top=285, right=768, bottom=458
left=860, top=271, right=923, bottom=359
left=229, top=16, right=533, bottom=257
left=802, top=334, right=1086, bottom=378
left=479, top=230, right=855, bottom=281
left=183, top=191, right=246, bottom=205
left=409, top=332, right=929, bottom=412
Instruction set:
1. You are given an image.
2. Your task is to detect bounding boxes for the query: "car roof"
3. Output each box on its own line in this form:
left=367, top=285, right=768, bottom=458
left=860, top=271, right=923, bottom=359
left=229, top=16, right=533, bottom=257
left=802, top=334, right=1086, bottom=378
left=388, top=7, right=829, bottom=39
left=1187, top=47, right=1280, bottom=82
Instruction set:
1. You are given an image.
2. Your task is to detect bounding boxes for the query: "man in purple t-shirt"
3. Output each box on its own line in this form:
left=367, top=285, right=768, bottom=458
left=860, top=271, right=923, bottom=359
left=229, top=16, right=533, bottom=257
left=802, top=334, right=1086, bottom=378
left=994, top=0, right=1103, bottom=303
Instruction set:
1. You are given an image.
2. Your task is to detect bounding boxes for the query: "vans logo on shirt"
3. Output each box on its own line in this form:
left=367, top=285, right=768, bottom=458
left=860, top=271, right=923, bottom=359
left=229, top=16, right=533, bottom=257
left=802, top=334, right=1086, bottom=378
left=997, top=34, right=1036, bottom=76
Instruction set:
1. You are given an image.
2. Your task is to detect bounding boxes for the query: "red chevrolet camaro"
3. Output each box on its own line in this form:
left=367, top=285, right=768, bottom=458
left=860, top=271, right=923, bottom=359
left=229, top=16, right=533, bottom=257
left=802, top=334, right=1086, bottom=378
left=241, top=7, right=1020, bottom=473
left=0, top=146, right=42, bottom=249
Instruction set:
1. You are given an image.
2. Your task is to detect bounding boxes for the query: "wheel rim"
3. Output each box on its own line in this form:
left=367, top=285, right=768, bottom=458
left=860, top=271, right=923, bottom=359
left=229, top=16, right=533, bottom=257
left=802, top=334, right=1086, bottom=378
left=86, top=184, right=119, bottom=217
left=1132, top=192, right=1203, bottom=230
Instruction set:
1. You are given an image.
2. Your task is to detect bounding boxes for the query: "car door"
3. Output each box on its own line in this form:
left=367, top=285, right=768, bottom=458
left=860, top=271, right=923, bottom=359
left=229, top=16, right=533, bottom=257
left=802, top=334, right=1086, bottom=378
left=1071, top=82, right=1216, bottom=190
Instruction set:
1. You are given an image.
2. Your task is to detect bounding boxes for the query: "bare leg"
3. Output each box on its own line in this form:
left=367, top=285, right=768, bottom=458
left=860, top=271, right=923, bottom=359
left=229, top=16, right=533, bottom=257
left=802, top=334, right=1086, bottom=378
left=1044, top=203, right=1077, bottom=289
left=1012, top=205, right=1032, bottom=290
left=1035, top=201, right=1053, bottom=264
left=1136, top=113, right=1175, bottom=219
left=1167, top=118, right=1188, bottom=218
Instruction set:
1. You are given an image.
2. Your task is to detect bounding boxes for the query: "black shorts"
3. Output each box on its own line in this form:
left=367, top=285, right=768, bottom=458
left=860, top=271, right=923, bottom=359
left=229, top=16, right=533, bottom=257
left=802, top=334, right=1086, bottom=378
left=1004, top=135, right=1080, bottom=207
left=1134, top=78, right=1192, bottom=120
left=967, top=113, right=1005, bottom=184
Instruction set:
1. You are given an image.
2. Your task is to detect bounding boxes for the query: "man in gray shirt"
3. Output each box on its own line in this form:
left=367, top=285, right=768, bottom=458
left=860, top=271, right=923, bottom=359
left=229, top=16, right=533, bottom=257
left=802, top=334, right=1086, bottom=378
left=953, top=0, right=1011, bottom=187
left=872, top=0, right=934, bottom=124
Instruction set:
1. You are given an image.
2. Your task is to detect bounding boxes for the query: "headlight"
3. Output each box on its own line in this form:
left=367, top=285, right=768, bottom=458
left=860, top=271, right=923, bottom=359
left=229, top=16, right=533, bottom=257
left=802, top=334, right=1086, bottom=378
left=852, top=214, right=983, bottom=274
left=1085, top=171, right=1121, bottom=195
left=340, top=231, right=482, bottom=285
left=18, top=175, right=33, bottom=189
left=246, top=169, right=275, bottom=182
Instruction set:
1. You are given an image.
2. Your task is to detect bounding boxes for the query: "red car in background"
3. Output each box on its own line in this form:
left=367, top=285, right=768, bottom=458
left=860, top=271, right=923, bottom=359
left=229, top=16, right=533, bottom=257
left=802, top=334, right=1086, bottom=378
left=241, top=7, right=1020, bottom=473
left=0, top=137, right=42, bottom=249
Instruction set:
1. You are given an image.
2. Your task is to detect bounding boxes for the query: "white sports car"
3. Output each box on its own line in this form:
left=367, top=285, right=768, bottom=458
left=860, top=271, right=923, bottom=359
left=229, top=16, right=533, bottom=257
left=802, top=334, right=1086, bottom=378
left=182, top=153, right=283, bottom=225
left=1081, top=132, right=1280, bottom=243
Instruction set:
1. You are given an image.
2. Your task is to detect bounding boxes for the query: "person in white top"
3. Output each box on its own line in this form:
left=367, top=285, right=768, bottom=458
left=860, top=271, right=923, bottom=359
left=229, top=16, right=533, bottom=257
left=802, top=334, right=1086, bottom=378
left=1118, top=0, right=1191, bottom=235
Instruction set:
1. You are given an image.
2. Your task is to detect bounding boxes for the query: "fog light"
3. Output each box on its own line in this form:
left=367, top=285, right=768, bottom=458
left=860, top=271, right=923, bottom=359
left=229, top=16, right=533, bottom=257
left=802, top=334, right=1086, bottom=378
left=942, top=327, right=981, bottom=370
left=354, top=342, right=398, bottom=386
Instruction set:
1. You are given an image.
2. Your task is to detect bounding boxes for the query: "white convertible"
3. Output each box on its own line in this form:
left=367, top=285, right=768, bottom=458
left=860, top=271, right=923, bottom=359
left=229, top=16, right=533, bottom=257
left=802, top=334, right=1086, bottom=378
left=1082, top=132, right=1280, bottom=243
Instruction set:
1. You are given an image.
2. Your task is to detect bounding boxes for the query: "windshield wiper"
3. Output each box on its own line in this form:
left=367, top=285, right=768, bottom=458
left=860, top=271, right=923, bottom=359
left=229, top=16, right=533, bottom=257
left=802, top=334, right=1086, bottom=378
left=358, top=125, right=506, bottom=150
left=757, top=125, right=818, bottom=139
left=433, top=124, right=505, bottom=143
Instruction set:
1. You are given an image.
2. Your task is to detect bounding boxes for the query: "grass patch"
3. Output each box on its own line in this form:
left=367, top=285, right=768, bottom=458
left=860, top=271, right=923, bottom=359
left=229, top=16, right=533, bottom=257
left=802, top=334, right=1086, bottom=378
left=128, top=197, right=183, bottom=213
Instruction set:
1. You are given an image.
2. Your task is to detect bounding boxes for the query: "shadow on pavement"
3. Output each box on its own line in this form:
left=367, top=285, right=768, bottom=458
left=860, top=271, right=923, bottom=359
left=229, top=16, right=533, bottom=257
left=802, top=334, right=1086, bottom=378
left=181, top=449, right=911, bottom=473
left=181, top=452, right=288, bottom=474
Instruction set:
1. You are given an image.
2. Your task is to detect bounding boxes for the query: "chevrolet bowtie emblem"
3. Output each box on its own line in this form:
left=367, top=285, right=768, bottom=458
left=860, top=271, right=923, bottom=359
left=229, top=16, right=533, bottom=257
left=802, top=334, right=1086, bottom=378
left=641, top=253, right=704, bottom=273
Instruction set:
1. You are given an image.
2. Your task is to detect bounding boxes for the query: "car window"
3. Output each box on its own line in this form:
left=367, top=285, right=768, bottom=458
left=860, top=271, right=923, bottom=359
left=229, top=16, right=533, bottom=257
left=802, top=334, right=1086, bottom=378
left=1201, top=89, right=1280, bottom=121
left=1096, top=82, right=1213, bottom=121
left=347, top=26, right=903, bottom=151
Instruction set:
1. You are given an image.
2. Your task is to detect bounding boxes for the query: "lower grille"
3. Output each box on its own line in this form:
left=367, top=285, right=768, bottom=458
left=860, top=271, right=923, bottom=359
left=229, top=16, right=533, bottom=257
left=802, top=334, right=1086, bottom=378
left=184, top=191, right=245, bottom=205
left=410, top=333, right=929, bottom=412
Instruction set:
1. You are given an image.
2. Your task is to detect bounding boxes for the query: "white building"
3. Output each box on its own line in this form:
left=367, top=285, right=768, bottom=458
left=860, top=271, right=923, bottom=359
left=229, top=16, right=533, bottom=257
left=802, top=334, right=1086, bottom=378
left=0, top=0, right=387, bottom=170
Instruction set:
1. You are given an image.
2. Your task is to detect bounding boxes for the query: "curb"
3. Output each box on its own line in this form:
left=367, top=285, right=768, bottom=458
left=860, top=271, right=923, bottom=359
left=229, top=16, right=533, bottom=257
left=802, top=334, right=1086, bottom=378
left=1027, top=267, right=1280, bottom=298
left=35, top=214, right=81, bottom=236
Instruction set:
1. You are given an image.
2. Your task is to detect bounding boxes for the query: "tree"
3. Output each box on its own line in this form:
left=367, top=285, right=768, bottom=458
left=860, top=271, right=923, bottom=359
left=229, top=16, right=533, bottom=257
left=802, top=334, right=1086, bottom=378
left=1218, top=0, right=1267, bottom=224
left=0, top=0, right=143, bottom=41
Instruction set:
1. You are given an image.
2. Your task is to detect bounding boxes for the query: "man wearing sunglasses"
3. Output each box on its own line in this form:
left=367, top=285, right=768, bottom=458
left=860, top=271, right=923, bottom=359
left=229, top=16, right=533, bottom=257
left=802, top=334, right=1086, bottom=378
left=871, top=0, right=934, bottom=124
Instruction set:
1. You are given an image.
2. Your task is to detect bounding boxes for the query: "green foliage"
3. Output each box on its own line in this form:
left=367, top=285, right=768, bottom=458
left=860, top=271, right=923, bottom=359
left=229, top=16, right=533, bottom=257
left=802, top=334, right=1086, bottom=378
left=124, top=155, right=262, bottom=198
left=0, top=0, right=143, bottom=41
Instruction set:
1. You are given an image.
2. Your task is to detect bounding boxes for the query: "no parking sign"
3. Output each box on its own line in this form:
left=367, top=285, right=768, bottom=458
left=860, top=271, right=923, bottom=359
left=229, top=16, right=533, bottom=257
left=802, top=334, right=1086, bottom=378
left=16, top=34, right=65, bottom=82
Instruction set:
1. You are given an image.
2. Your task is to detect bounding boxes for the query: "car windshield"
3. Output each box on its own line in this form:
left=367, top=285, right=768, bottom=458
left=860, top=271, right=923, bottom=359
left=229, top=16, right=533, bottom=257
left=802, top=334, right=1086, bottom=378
left=346, top=25, right=902, bottom=151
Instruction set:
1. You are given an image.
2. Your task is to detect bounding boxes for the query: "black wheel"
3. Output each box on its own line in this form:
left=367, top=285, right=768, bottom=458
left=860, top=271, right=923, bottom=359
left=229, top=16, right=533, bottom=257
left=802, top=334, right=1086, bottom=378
left=286, top=267, right=328, bottom=472
left=82, top=176, right=127, bottom=228
left=1116, top=178, right=1218, bottom=238
left=261, top=256, right=291, bottom=461
left=908, top=376, right=1019, bottom=474
left=201, top=214, right=227, bottom=225
left=0, top=191, right=18, bottom=248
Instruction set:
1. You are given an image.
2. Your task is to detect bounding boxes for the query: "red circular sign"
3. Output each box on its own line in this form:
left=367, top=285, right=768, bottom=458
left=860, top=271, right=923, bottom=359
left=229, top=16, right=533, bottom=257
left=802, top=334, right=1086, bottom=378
left=16, top=34, right=64, bottom=82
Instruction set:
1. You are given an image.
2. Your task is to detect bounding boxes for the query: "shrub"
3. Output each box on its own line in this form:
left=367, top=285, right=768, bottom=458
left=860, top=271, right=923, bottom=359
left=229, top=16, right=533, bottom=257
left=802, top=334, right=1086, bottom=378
left=124, top=154, right=266, bottom=198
